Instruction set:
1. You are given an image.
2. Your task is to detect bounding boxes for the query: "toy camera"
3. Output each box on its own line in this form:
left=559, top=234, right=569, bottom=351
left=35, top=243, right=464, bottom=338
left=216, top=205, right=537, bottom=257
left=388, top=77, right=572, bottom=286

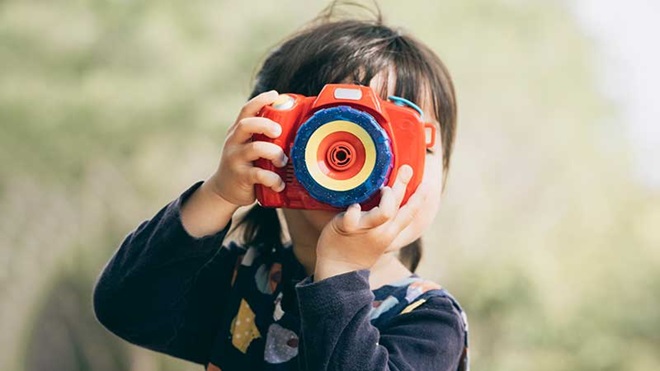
left=254, top=84, right=436, bottom=211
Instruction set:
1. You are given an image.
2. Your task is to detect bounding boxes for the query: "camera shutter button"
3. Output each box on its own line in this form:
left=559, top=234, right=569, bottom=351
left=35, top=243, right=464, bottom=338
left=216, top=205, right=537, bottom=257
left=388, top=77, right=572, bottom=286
left=272, top=94, right=295, bottom=110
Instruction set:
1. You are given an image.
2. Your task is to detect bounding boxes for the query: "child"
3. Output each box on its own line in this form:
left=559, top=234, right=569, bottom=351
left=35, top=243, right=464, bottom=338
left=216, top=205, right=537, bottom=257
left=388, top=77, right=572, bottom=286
left=94, top=5, right=469, bottom=371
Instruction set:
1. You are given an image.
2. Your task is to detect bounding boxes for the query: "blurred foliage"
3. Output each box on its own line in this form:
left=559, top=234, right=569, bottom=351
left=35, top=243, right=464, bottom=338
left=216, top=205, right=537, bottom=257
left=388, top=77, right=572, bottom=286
left=0, top=0, right=658, bottom=370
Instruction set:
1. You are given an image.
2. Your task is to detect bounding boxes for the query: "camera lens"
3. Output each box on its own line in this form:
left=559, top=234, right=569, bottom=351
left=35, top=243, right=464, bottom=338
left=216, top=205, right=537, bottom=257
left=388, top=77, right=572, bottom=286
left=291, top=106, right=392, bottom=207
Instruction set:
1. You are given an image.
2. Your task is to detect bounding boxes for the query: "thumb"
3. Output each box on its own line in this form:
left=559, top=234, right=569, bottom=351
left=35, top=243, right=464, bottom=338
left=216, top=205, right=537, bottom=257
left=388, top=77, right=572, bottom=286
left=333, top=203, right=361, bottom=234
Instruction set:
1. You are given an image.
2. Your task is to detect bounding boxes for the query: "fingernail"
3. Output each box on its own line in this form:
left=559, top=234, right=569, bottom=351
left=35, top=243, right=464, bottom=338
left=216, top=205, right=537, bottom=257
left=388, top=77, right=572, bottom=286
left=280, top=154, right=288, bottom=167
left=400, top=166, right=413, bottom=182
left=273, top=124, right=282, bottom=137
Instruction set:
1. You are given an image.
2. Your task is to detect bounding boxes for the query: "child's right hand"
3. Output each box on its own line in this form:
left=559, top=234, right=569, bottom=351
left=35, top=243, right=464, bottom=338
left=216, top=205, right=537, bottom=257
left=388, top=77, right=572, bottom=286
left=206, top=90, right=289, bottom=207
left=180, top=91, right=287, bottom=238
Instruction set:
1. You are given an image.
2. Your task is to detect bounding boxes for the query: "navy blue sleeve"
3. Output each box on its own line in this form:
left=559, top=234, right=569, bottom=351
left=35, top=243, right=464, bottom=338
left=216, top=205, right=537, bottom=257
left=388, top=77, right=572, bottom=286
left=295, top=271, right=465, bottom=371
left=93, top=182, right=238, bottom=365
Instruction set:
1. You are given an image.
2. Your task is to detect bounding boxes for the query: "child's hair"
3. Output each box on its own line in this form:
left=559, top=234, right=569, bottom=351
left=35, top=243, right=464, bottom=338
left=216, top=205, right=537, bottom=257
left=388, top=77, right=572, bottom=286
left=235, top=3, right=457, bottom=272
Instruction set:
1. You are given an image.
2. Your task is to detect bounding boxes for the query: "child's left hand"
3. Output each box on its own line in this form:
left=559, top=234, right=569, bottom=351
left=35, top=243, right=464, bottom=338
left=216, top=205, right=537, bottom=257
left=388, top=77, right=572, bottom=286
left=314, top=165, right=424, bottom=281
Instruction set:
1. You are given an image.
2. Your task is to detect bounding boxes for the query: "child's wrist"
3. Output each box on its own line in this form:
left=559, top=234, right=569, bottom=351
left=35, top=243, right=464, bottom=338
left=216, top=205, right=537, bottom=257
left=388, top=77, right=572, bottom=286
left=202, top=173, right=243, bottom=208
left=199, top=180, right=240, bottom=210
left=180, top=181, right=239, bottom=238
left=314, top=257, right=368, bottom=282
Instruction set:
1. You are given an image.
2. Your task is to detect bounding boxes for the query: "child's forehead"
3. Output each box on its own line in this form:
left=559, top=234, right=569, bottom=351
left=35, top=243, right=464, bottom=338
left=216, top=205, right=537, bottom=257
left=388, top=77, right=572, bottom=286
left=368, top=66, right=398, bottom=96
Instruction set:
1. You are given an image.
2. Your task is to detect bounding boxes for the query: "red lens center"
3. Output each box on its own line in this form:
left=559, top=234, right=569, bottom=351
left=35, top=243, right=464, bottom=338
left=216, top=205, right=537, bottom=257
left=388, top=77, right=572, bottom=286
left=327, top=141, right=355, bottom=170
left=316, top=131, right=367, bottom=181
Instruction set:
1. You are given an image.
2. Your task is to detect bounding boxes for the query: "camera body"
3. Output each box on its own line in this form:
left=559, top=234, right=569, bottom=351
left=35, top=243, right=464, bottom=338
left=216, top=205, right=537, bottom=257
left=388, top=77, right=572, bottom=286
left=254, top=84, right=435, bottom=211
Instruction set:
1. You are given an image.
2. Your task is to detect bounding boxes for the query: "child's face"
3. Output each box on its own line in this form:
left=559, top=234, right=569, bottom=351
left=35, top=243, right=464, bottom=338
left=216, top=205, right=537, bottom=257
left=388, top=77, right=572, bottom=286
left=282, top=75, right=445, bottom=252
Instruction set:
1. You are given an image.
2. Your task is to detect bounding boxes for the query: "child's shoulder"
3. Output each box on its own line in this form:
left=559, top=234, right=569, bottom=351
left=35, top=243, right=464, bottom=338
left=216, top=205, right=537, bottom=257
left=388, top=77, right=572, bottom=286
left=370, top=275, right=467, bottom=330
left=371, top=274, right=470, bottom=369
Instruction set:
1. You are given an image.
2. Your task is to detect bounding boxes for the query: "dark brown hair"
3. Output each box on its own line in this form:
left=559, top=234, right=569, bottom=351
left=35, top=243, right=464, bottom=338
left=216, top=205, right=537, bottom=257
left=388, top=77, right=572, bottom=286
left=235, top=4, right=457, bottom=272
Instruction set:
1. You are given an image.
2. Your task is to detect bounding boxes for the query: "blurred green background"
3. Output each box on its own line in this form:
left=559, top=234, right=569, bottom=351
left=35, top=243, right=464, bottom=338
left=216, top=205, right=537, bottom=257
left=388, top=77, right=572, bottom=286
left=1, top=0, right=659, bottom=370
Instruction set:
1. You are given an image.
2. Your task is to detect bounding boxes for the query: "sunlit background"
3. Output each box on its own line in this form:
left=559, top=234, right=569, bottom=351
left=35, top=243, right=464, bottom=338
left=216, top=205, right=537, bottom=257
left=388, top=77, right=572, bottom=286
left=1, top=0, right=659, bottom=370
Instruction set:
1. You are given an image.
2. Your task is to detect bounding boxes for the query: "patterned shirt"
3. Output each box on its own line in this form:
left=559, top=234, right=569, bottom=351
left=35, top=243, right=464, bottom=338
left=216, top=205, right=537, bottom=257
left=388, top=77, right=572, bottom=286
left=94, top=182, right=469, bottom=371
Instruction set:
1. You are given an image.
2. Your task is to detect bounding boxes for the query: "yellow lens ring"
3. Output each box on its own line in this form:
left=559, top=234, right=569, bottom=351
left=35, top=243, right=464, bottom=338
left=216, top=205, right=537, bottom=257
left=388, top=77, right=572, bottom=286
left=304, top=120, right=377, bottom=191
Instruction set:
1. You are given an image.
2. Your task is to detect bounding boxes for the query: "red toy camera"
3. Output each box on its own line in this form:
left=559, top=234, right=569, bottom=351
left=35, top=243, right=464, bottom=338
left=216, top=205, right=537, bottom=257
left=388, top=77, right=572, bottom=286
left=254, top=84, right=436, bottom=211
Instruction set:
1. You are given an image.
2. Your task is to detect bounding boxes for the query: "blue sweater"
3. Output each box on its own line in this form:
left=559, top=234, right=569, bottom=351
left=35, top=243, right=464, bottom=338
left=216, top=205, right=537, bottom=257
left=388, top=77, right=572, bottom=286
left=93, top=182, right=469, bottom=371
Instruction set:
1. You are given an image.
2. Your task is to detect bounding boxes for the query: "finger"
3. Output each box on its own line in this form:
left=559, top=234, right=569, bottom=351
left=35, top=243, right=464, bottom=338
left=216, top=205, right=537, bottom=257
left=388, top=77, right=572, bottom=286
left=391, top=165, right=413, bottom=207
left=356, top=166, right=414, bottom=230
left=248, top=168, right=285, bottom=192
left=243, top=141, right=288, bottom=167
left=359, top=187, right=396, bottom=229
left=341, top=203, right=362, bottom=233
left=237, top=90, right=279, bottom=121
left=391, top=186, right=427, bottom=231
left=230, top=117, right=283, bottom=144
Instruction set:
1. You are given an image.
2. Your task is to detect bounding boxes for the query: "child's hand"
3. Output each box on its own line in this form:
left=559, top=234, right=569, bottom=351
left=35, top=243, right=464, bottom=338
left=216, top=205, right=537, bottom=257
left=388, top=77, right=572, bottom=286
left=314, top=165, right=423, bottom=281
left=181, top=91, right=286, bottom=237
left=206, top=90, right=289, bottom=206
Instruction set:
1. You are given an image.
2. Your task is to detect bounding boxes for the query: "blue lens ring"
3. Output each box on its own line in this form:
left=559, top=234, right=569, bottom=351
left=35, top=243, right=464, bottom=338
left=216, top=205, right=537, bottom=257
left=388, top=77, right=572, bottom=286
left=291, top=106, right=393, bottom=208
